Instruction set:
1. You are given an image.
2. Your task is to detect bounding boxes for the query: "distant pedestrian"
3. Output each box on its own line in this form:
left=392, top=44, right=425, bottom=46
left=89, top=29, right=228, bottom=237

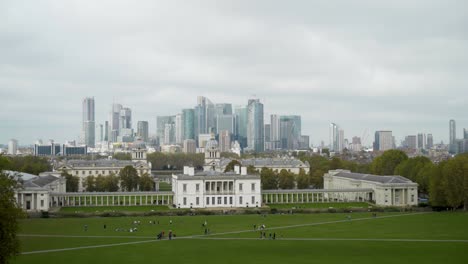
left=273, top=233, right=276, bottom=240
left=103, top=224, right=106, bottom=229
left=84, top=225, right=88, bottom=232
left=253, top=224, right=257, bottom=230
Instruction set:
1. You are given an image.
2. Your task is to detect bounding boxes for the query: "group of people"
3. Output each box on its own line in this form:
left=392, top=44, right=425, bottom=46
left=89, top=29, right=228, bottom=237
left=259, top=231, right=276, bottom=240
left=156, top=230, right=176, bottom=240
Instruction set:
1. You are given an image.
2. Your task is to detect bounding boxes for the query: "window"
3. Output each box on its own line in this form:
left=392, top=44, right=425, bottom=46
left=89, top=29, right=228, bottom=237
left=217, top=197, right=222, bottom=204
left=82, top=171, right=85, bottom=175
left=75, top=171, right=79, bottom=175
left=196, top=184, right=200, bottom=192
left=102, top=171, right=105, bottom=174
left=183, top=197, right=187, bottom=205
left=229, top=197, right=233, bottom=205
left=89, top=171, right=92, bottom=175
left=196, top=197, right=200, bottom=205
left=206, top=197, right=210, bottom=205
left=212, top=197, right=215, bottom=205
left=251, top=183, right=255, bottom=191
left=239, top=183, right=243, bottom=191
left=252, top=196, right=255, bottom=204
left=239, top=196, right=243, bottom=204
left=224, top=197, right=227, bottom=204
left=183, top=184, right=187, bottom=192
left=95, top=170, right=99, bottom=174
left=411, top=195, right=414, bottom=202
left=40, top=200, right=44, bottom=207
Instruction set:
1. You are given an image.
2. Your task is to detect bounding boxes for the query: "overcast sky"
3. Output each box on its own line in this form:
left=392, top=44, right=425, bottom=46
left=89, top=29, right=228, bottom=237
left=1, top=0, right=467, bottom=146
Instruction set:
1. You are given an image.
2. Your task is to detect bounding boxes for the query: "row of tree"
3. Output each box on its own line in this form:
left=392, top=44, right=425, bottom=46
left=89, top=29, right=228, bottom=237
left=63, top=166, right=155, bottom=192
left=1, top=156, right=51, bottom=175
left=147, top=152, right=204, bottom=170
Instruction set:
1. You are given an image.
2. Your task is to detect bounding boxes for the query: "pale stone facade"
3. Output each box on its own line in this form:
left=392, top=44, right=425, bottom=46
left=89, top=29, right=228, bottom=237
left=172, top=166, right=262, bottom=208
left=323, top=170, right=418, bottom=206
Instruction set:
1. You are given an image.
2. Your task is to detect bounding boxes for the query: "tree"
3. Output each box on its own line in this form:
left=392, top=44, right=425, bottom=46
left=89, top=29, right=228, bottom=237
left=370, top=150, right=408, bottom=175
left=224, top=160, right=241, bottom=172
left=247, top=165, right=258, bottom=175
left=119, top=166, right=139, bottom=191
left=442, top=155, right=468, bottom=210
left=394, top=156, right=432, bottom=194
left=310, top=169, right=324, bottom=188
left=0, top=168, right=24, bottom=264
left=296, top=168, right=310, bottom=189
left=83, top=176, right=96, bottom=192
left=278, top=169, right=295, bottom=189
left=139, top=173, right=154, bottom=191
left=61, top=171, right=79, bottom=192
left=103, top=174, right=120, bottom=192
left=260, top=167, right=278, bottom=190
left=113, top=153, right=132, bottom=160
left=429, top=161, right=447, bottom=207
left=94, top=175, right=106, bottom=192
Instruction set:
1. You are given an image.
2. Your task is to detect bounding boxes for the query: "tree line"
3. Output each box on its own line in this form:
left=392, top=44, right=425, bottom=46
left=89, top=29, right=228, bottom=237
left=147, top=152, right=204, bottom=170
left=63, top=166, right=155, bottom=192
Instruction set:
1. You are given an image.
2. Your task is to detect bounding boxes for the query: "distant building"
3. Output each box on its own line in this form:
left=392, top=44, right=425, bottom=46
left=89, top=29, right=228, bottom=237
left=8, top=139, right=18, bottom=155
left=247, top=99, right=264, bottom=152
left=56, top=149, right=150, bottom=191
left=157, top=115, right=175, bottom=145
left=449, top=119, right=457, bottom=154
left=217, top=115, right=235, bottom=135
left=175, top=113, right=183, bottom=144
left=109, top=103, right=123, bottom=142
left=182, top=109, right=195, bottom=140
left=219, top=130, right=231, bottom=153
left=270, top=114, right=280, bottom=149
left=279, top=115, right=301, bottom=150
left=374, top=131, right=393, bottom=151
left=404, top=135, right=417, bottom=150
left=198, top=133, right=212, bottom=148
left=137, top=121, right=149, bottom=142
left=351, top=136, right=362, bottom=151
left=417, top=133, right=426, bottom=150
left=299, top=135, right=310, bottom=149
left=464, top=128, right=468, bottom=140
left=324, top=170, right=418, bottom=207
left=427, top=134, right=434, bottom=149
left=329, top=123, right=341, bottom=152
left=34, top=143, right=87, bottom=156
left=82, top=97, right=95, bottom=147
left=183, top=139, right=196, bottom=154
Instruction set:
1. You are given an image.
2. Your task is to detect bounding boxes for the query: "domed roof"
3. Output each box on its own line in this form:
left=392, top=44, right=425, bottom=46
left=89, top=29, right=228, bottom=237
left=206, top=138, right=218, bottom=150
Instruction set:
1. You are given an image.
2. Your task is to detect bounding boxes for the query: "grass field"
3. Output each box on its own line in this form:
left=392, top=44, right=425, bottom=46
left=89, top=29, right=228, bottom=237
left=13, top=212, right=468, bottom=264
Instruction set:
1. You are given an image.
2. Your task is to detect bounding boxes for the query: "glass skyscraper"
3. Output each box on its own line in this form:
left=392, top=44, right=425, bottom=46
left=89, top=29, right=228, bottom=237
left=82, top=97, right=95, bottom=147
left=247, top=99, right=264, bottom=152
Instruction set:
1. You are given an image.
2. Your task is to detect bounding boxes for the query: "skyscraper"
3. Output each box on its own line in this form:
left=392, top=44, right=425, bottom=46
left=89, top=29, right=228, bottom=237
left=404, top=135, right=417, bottom=150
left=157, top=116, right=175, bottom=145
left=279, top=115, right=301, bottom=150
left=374, top=131, right=393, bottom=151
left=329, top=123, right=340, bottom=152
left=219, top=130, right=231, bottom=152
left=109, top=103, right=122, bottom=142
left=464, top=128, right=468, bottom=140
left=175, top=113, right=183, bottom=144
left=182, top=109, right=195, bottom=140
left=417, top=133, right=426, bottom=150
left=104, top=121, right=109, bottom=141
left=137, top=121, right=149, bottom=142
left=216, top=115, right=235, bottom=135
left=247, top=99, right=264, bottom=152
left=270, top=114, right=280, bottom=149
left=427, top=134, right=434, bottom=149
left=120, top=108, right=132, bottom=130
left=195, top=96, right=215, bottom=135
left=8, top=139, right=18, bottom=155
left=449, top=119, right=456, bottom=154
left=235, top=106, right=248, bottom=148
left=82, top=97, right=95, bottom=147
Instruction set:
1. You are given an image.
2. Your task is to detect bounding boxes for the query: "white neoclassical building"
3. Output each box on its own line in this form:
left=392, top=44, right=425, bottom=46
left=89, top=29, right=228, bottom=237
left=323, top=170, right=418, bottom=206
left=55, top=148, right=151, bottom=191
left=172, top=166, right=261, bottom=208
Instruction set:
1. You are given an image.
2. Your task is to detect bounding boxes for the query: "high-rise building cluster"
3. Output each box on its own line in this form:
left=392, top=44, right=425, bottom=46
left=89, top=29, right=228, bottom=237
left=156, top=96, right=309, bottom=154
left=402, top=133, right=434, bottom=151
left=448, top=119, right=468, bottom=154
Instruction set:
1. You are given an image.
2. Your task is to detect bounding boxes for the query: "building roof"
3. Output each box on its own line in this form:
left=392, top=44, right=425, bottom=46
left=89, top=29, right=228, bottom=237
left=57, top=159, right=147, bottom=168
left=4, top=170, right=37, bottom=181
left=219, top=157, right=309, bottom=168
left=174, top=170, right=260, bottom=180
left=23, top=175, right=60, bottom=188
left=334, top=171, right=415, bottom=184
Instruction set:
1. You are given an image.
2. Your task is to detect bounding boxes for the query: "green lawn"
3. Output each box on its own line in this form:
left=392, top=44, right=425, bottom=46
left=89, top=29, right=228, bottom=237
left=13, top=212, right=468, bottom=264
left=60, top=205, right=171, bottom=213
left=158, top=182, right=172, bottom=191
left=267, top=202, right=371, bottom=209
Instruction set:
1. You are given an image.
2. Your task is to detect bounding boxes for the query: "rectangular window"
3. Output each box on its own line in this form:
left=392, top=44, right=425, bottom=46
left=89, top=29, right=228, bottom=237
left=196, top=184, right=200, bottom=192
left=411, top=195, right=414, bottom=202
left=206, top=197, right=210, bottom=205
left=224, top=197, right=227, bottom=204
left=229, top=197, right=233, bottom=205
left=251, top=183, right=255, bottom=191
left=82, top=171, right=85, bottom=175
left=183, top=197, right=187, bottom=205
left=89, top=171, right=92, bottom=175
left=75, top=171, right=79, bottom=175
left=252, top=196, right=255, bottom=204
left=95, top=170, right=98, bottom=174
left=102, top=171, right=105, bottom=174
left=239, top=196, right=243, bottom=204
left=212, top=197, right=215, bottom=205
left=183, top=184, right=187, bottom=192
left=196, top=197, right=199, bottom=205
left=239, top=183, right=243, bottom=191
left=40, top=200, right=44, bottom=207
left=217, top=197, right=222, bottom=204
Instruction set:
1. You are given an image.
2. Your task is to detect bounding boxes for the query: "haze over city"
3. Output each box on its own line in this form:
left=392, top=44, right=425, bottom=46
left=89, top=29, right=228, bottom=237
left=1, top=0, right=467, bottom=145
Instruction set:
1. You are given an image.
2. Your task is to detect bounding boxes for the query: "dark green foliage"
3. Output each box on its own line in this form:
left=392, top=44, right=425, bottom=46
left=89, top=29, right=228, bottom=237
left=278, top=169, right=295, bottom=189
left=370, top=150, right=408, bottom=175
left=119, top=166, right=139, bottom=191
left=260, top=167, right=278, bottom=190
left=61, top=171, right=79, bottom=192
left=247, top=165, right=258, bottom=175
left=394, top=156, right=432, bottom=194
left=442, top=155, right=468, bottom=210
left=147, top=153, right=204, bottom=170
left=139, top=173, right=154, bottom=191
left=83, top=176, right=96, bottom=192
left=0, top=165, right=24, bottom=264
left=3, top=156, right=51, bottom=175
left=112, top=153, right=132, bottom=160
left=296, top=168, right=309, bottom=189
left=224, top=160, right=241, bottom=172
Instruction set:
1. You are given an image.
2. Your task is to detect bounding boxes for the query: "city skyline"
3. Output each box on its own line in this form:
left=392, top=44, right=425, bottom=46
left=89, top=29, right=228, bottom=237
left=1, top=1, right=467, bottom=145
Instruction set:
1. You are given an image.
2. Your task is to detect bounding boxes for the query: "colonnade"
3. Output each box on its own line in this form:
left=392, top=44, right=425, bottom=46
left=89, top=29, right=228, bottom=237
left=50, top=192, right=173, bottom=207
left=262, top=189, right=373, bottom=204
